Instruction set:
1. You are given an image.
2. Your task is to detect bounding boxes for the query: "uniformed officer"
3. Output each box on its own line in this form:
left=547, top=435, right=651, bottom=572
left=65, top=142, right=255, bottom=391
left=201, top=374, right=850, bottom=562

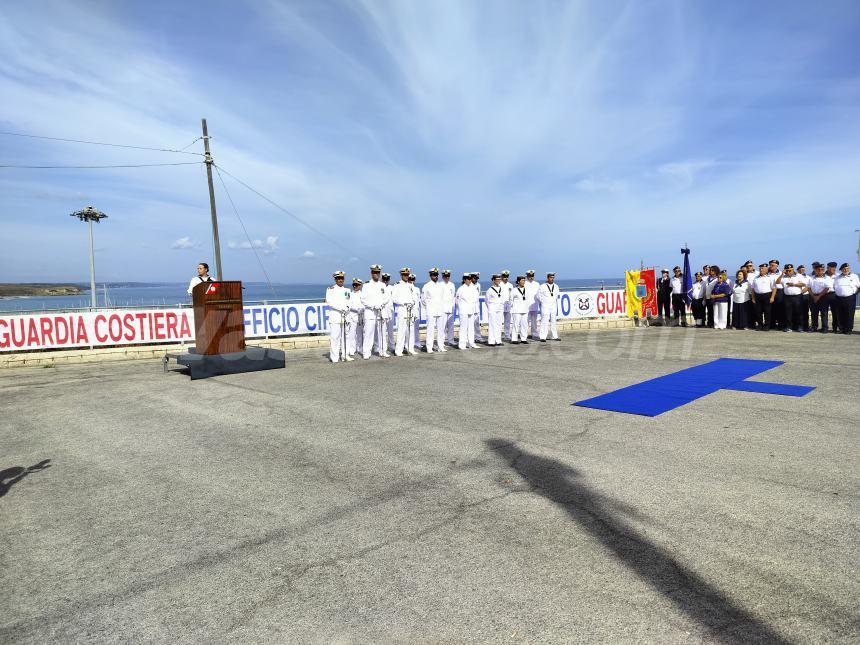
left=393, top=268, right=418, bottom=356
left=422, top=268, right=447, bottom=353
left=380, top=273, right=395, bottom=350
left=704, top=266, right=719, bottom=328
left=509, top=275, right=530, bottom=344
left=656, top=269, right=672, bottom=322
left=750, top=263, right=776, bottom=330
left=525, top=270, right=541, bottom=338
left=500, top=270, right=515, bottom=340
left=456, top=273, right=479, bottom=349
left=187, top=262, right=214, bottom=295
left=324, top=271, right=351, bottom=362
left=470, top=272, right=484, bottom=342
left=824, top=262, right=840, bottom=332
left=485, top=274, right=505, bottom=346
left=670, top=266, right=686, bottom=326
left=776, top=264, right=805, bottom=332
left=795, top=265, right=811, bottom=331
left=808, top=262, right=832, bottom=332
left=360, top=264, right=390, bottom=359
left=690, top=272, right=705, bottom=327
left=538, top=272, right=560, bottom=341
left=347, top=278, right=364, bottom=358
left=441, top=269, right=457, bottom=346
left=833, top=262, right=859, bottom=334
left=408, top=273, right=421, bottom=351
left=767, top=259, right=783, bottom=329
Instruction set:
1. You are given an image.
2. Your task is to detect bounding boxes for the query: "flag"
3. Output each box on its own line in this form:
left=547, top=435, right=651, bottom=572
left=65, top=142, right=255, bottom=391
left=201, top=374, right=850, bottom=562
left=682, top=247, right=693, bottom=305
left=626, top=268, right=657, bottom=318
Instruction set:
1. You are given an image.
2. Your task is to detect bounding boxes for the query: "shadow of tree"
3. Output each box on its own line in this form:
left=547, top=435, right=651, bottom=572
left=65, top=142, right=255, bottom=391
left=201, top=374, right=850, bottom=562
left=0, top=459, right=52, bottom=498
left=486, top=439, right=788, bottom=644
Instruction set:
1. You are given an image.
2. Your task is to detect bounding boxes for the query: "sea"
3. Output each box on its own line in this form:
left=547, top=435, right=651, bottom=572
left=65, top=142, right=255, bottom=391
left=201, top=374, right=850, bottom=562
left=0, top=278, right=624, bottom=314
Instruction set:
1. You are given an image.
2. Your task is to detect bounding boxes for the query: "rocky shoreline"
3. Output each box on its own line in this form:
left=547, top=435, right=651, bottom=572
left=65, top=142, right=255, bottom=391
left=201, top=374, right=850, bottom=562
left=0, top=284, right=83, bottom=297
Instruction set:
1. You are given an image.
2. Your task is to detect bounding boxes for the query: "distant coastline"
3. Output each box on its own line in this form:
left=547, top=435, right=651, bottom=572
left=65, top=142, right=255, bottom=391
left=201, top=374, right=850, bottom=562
left=0, top=283, right=83, bottom=297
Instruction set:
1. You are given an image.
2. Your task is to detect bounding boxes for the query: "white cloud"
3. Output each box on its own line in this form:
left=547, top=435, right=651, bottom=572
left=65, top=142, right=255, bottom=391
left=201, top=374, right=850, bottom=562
left=302, top=250, right=315, bottom=258
left=227, top=235, right=279, bottom=255
left=170, top=236, right=196, bottom=250
left=574, top=176, right=627, bottom=194
left=655, top=160, right=717, bottom=189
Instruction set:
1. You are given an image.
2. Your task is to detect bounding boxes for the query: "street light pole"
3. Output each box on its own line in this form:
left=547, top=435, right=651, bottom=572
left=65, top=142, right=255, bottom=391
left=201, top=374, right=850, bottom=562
left=70, top=206, right=108, bottom=309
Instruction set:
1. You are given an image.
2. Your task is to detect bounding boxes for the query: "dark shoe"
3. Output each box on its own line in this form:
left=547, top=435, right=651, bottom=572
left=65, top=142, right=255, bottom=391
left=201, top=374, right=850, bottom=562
left=553, top=338, right=561, bottom=341
left=521, top=341, right=529, bottom=344
left=511, top=341, right=520, bottom=345
left=540, top=339, right=547, bottom=343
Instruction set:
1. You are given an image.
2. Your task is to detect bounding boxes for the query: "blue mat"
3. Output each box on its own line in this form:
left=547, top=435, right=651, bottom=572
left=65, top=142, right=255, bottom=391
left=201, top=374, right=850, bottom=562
left=573, top=358, right=814, bottom=417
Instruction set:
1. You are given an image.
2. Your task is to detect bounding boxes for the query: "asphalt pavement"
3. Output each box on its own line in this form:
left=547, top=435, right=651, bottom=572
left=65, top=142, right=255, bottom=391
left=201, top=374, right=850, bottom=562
left=1, top=326, right=858, bottom=643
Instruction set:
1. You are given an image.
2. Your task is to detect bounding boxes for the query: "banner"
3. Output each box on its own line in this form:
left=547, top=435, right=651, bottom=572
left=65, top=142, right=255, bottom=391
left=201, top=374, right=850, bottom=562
left=625, top=269, right=657, bottom=318
left=1, top=289, right=626, bottom=353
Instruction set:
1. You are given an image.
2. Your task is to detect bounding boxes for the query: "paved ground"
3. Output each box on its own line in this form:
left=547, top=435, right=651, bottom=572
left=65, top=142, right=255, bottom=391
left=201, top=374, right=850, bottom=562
left=1, top=326, right=858, bottom=644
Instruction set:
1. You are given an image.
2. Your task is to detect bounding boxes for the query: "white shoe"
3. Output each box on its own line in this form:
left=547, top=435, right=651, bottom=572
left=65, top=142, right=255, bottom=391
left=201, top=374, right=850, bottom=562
left=427, top=348, right=433, bottom=353
left=344, top=356, right=354, bottom=362
left=362, top=354, right=371, bottom=360
left=395, top=351, right=403, bottom=357
left=439, top=347, right=447, bottom=352
left=408, top=350, right=417, bottom=356
left=470, top=344, right=479, bottom=348
left=382, top=352, right=391, bottom=358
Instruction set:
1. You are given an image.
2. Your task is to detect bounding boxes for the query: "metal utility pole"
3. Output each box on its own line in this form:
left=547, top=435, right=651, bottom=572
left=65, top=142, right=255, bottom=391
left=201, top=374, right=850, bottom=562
left=202, top=118, right=223, bottom=280
left=70, top=206, right=108, bottom=309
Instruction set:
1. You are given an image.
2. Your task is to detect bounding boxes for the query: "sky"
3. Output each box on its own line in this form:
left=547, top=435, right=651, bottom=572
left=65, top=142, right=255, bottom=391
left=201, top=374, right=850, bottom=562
left=0, top=0, right=858, bottom=284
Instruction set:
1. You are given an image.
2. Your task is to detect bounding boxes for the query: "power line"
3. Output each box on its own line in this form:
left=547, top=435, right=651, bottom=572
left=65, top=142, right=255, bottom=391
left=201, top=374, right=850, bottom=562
left=0, top=130, right=205, bottom=156
left=214, top=165, right=278, bottom=297
left=0, top=161, right=203, bottom=169
left=214, top=163, right=367, bottom=264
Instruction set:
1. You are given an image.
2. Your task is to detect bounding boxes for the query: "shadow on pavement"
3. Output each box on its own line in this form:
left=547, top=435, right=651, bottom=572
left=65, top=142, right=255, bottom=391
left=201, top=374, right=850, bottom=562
left=0, top=459, right=52, bottom=498
left=486, top=439, right=789, bottom=645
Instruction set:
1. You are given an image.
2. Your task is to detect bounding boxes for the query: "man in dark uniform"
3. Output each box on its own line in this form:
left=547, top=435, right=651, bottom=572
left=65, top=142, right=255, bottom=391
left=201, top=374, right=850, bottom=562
left=824, top=262, right=840, bottom=332
left=767, top=259, right=783, bottom=329
left=797, top=265, right=811, bottom=331
left=656, top=269, right=671, bottom=322
left=670, top=266, right=686, bottom=326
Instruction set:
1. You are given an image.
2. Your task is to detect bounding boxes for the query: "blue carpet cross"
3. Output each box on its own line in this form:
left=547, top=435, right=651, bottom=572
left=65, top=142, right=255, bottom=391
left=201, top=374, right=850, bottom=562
left=572, top=358, right=814, bottom=417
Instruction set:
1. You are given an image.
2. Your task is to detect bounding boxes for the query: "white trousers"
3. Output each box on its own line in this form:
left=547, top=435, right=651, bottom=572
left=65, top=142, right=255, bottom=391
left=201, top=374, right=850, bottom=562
left=347, top=314, right=362, bottom=356
left=511, top=313, right=529, bottom=342
left=459, top=313, right=476, bottom=349
left=445, top=312, right=456, bottom=344
left=503, top=309, right=512, bottom=339
left=528, top=310, right=540, bottom=338
left=539, top=306, right=558, bottom=340
left=328, top=313, right=347, bottom=361
left=362, top=310, right=385, bottom=358
left=474, top=310, right=483, bottom=340
left=714, top=302, right=728, bottom=329
left=396, top=309, right=417, bottom=354
left=425, top=314, right=446, bottom=351
left=487, top=308, right=504, bottom=345
left=385, top=316, right=395, bottom=350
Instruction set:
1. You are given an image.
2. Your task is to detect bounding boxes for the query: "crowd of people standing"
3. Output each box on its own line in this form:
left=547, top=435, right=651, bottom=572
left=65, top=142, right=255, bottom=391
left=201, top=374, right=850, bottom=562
left=655, top=259, right=859, bottom=333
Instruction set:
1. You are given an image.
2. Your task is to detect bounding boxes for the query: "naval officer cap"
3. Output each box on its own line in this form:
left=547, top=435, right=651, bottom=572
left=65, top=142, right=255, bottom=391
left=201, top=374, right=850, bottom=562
left=333, top=270, right=345, bottom=279
left=370, top=264, right=382, bottom=272
left=827, top=261, right=837, bottom=268
left=491, top=273, right=501, bottom=280
left=516, top=275, right=525, bottom=282
left=352, top=278, right=363, bottom=286
left=759, top=263, right=768, bottom=268
left=501, top=270, right=510, bottom=276
left=673, top=266, right=681, bottom=271
left=408, top=273, right=416, bottom=280
left=381, top=272, right=390, bottom=279
left=769, top=259, right=779, bottom=265
left=811, top=261, right=821, bottom=268
left=840, top=262, right=849, bottom=269
left=442, top=269, right=451, bottom=276
left=462, top=272, right=471, bottom=278
left=429, top=267, right=439, bottom=275
left=526, top=269, right=535, bottom=276
left=661, top=269, right=669, bottom=274
left=547, top=271, right=556, bottom=277
left=784, top=263, right=794, bottom=269
left=400, top=267, right=410, bottom=275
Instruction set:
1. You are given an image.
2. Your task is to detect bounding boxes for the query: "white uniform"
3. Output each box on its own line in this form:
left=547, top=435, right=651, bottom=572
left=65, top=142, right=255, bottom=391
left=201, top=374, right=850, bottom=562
left=380, top=283, right=395, bottom=350
left=509, top=284, right=531, bottom=342
left=324, top=284, right=350, bottom=362
left=456, top=283, right=479, bottom=349
left=485, top=283, right=505, bottom=345
left=410, top=283, right=422, bottom=350
left=538, top=282, right=560, bottom=340
left=347, top=288, right=364, bottom=356
left=187, top=275, right=213, bottom=296
left=472, top=281, right=484, bottom=341
left=441, top=278, right=457, bottom=345
left=392, top=280, right=418, bottom=355
left=422, top=279, right=447, bottom=352
left=751, top=274, right=776, bottom=295
left=360, top=279, right=388, bottom=358
left=834, top=272, right=860, bottom=296
left=500, top=279, right=514, bottom=339
left=525, top=278, right=541, bottom=338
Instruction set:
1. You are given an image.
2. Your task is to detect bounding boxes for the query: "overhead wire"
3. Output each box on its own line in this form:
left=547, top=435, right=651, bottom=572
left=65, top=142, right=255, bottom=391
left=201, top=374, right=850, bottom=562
left=0, top=161, right=203, bottom=169
left=0, top=130, right=205, bottom=156
left=213, top=165, right=278, bottom=297
left=214, top=163, right=367, bottom=264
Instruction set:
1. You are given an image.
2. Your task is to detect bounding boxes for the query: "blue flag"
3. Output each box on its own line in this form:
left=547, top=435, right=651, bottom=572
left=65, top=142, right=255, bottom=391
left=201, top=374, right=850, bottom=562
left=682, top=247, right=693, bottom=305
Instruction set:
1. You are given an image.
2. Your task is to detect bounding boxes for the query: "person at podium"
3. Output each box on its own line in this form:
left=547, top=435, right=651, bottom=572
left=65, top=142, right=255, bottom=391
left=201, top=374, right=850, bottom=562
left=187, top=262, right=214, bottom=295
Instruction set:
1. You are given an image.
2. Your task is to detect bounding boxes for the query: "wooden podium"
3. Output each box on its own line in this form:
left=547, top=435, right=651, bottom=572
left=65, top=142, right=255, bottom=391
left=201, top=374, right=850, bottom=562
left=163, top=279, right=285, bottom=379
left=192, top=280, right=246, bottom=355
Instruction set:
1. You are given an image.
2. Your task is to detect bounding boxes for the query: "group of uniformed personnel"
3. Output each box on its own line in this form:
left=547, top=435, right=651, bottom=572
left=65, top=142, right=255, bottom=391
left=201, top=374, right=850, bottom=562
left=325, top=265, right=562, bottom=362
left=658, top=259, right=859, bottom=333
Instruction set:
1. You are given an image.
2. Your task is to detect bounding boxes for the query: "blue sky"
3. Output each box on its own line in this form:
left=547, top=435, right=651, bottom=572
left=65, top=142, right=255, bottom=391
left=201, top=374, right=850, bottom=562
left=1, top=0, right=858, bottom=283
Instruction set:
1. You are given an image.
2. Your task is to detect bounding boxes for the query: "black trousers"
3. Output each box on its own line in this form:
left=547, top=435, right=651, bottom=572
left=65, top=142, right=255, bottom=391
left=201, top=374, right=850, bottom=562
left=671, top=294, right=685, bottom=325
left=825, top=292, right=839, bottom=331
left=800, top=295, right=810, bottom=331
left=770, top=289, right=784, bottom=329
left=731, top=300, right=749, bottom=329
left=746, top=301, right=757, bottom=329
left=657, top=296, right=670, bottom=319
left=810, top=296, right=828, bottom=330
left=705, top=299, right=714, bottom=327
left=837, top=293, right=856, bottom=332
left=783, top=294, right=801, bottom=330
left=691, top=298, right=705, bottom=325
left=753, top=297, right=771, bottom=329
